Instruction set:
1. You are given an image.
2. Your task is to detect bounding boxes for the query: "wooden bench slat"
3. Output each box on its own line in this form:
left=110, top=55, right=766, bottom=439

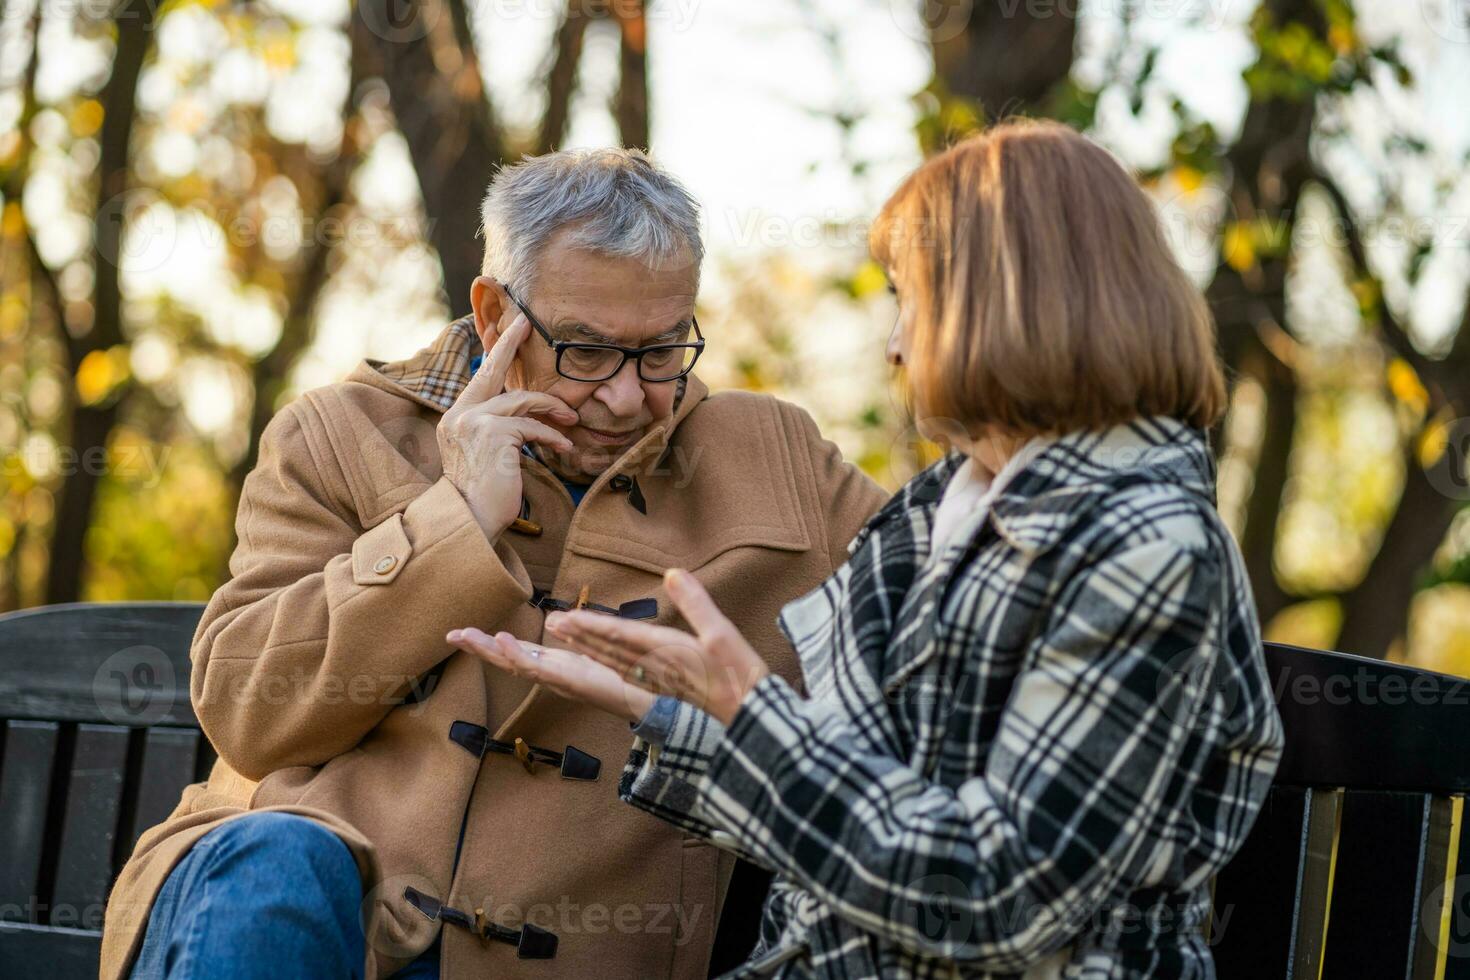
left=127, top=727, right=199, bottom=853
left=1209, top=785, right=1343, bottom=978
left=0, top=603, right=201, bottom=726
left=0, top=720, right=60, bottom=922
left=1293, top=786, right=1343, bottom=980
left=50, top=724, right=129, bottom=930
left=0, top=920, right=101, bottom=979
left=1410, top=795, right=1465, bottom=979
left=1322, top=790, right=1432, bottom=979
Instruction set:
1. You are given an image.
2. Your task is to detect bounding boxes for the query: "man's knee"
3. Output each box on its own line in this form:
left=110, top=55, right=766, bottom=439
left=131, top=813, right=366, bottom=980
left=202, top=812, right=360, bottom=898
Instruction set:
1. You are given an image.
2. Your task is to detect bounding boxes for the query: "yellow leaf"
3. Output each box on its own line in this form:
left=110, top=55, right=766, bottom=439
left=1387, top=357, right=1428, bottom=414
left=75, top=346, right=131, bottom=406
left=71, top=99, right=105, bottom=138
left=0, top=295, right=25, bottom=339
left=262, top=38, right=296, bottom=71
left=2, top=201, right=24, bottom=237
left=0, top=130, right=20, bottom=168
left=1223, top=222, right=1256, bottom=272
left=1417, top=406, right=1456, bottom=468
left=1173, top=166, right=1204, bottom=194
left=76, top=350, right=116, bottom=405
left=1349, top=277, right=1380, bottom=313
left=850, top=260, right=889, bottom=299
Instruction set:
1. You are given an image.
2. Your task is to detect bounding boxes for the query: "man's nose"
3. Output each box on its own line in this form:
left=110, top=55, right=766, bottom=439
left=594, top=359, right=646, bottom=416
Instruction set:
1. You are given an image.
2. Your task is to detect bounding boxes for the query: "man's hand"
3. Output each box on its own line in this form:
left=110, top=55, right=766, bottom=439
left=438, top=314, right=577, bottom=543
left=446, top=628, right=656, bottom=724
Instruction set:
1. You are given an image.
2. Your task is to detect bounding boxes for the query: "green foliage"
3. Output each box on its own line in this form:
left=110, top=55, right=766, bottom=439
left=913, top=81, right=984, bottom=156
left=83, top=428, right=234, bottom=602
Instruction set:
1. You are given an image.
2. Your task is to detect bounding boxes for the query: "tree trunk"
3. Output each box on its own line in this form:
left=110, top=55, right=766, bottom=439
left=928, top=0, right=1077, bottom=120
left=45, top=0, right=156, bottom=604
left=1235, top=346, right=1298, bottom=624
left=614, top=0, right=649, bottom=149
left=1200, top=0, right=1322, bottom=623
left=537, top=1, right=589, bottom=154
left=353, top=0, right=504, bottom=315
left=1335, top=456, right=1458, bottom=658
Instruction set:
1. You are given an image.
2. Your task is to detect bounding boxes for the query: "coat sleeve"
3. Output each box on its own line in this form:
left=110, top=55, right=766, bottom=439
left=695, top=541, right=1240, bottom=970
left=617, top=702, right=774, bottom=868
left=189, top=399, right=533, bottom=780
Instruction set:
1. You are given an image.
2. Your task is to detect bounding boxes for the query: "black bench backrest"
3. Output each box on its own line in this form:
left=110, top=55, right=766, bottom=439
left=0, top=602, right=212, bottom=976
left=1209, top=643, right=1470, bottom=979
left=1, top=604, right=1467, bottom=978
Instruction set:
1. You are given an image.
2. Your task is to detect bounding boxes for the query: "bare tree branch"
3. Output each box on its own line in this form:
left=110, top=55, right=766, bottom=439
left=537, top=0, right=589, bottom=154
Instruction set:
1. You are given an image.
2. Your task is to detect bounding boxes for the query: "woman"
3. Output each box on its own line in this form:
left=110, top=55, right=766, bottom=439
left=447, top=120, right=1284, bottom=978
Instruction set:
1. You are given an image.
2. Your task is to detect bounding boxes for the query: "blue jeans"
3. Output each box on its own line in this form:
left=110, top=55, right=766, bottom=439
left=129, top=812, right=441, bottom=980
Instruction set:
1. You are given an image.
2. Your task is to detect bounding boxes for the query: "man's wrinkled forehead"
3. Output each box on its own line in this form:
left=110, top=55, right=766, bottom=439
left=546, top=315, right=694, bottom=346
left=529, top=241, right=698, bottom=346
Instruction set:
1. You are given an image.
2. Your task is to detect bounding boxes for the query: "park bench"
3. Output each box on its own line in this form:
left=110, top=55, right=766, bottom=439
left=0, top=601, right=1467, bottom=977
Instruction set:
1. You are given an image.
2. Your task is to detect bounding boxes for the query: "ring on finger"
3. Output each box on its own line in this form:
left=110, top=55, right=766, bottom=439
left=632, top=665, right=646, bottom=683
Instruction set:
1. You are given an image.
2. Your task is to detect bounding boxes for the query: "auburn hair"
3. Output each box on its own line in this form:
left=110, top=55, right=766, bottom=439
left=870, top=119, right=1227, bottom=437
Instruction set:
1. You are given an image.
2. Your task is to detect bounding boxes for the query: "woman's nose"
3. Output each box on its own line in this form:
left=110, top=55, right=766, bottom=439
left=885, top=320, right=905, bottom=367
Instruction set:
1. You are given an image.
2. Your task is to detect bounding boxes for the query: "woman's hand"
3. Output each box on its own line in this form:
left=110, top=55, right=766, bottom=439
left=544, top=568, right=769, bottom=726
left=445, top=628, right=655, bottom=723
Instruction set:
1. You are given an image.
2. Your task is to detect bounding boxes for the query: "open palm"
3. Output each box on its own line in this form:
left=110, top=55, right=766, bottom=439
left=446, top=626, right=655, bottom=723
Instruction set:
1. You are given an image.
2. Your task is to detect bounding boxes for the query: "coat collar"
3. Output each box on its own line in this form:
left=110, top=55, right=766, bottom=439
left=858, top=416, right=1216, bottom=563
left=987, top=416, right=1217, bottom=556
left=347, top=314, right=710, bottom=477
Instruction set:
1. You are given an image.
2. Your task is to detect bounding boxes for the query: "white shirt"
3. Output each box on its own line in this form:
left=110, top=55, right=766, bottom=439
left=927, top=436, right=1053, bottom=562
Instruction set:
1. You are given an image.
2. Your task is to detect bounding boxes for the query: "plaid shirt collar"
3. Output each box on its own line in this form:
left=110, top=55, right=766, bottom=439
left=358, top=314, right=486, bottom=413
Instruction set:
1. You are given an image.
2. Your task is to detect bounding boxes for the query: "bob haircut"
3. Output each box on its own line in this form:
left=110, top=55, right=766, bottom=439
left=870, top=119, right=1227, bottom=437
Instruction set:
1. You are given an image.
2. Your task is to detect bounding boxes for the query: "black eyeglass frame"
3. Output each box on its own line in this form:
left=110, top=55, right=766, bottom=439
left=504, top=287, right=705, bottom=383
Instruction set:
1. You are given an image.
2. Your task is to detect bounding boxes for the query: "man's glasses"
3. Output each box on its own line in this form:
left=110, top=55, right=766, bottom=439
left=504, top=288, right=704, bottom=383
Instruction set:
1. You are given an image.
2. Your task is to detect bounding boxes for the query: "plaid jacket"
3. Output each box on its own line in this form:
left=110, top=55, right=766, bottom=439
left=620, top=417, right=1284, bottom=979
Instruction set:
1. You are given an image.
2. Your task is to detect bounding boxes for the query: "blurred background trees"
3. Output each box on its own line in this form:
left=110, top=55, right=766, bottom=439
left=1, top=0, right=1468, bottom=675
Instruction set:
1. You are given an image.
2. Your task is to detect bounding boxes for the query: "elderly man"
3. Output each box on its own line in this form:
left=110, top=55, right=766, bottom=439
left=101, top=148, right=887, bottom=980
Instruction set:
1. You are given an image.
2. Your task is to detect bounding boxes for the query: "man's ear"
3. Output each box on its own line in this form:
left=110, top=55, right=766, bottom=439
left=470, top=276, right=511, bottom=348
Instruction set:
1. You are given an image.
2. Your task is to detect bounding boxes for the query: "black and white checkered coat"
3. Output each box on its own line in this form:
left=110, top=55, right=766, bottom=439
left=620, top=417, right=1284, bottom=979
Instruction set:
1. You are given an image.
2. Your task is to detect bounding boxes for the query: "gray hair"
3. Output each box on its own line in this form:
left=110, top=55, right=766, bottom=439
left=479, top=147, right=704, bottom=298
